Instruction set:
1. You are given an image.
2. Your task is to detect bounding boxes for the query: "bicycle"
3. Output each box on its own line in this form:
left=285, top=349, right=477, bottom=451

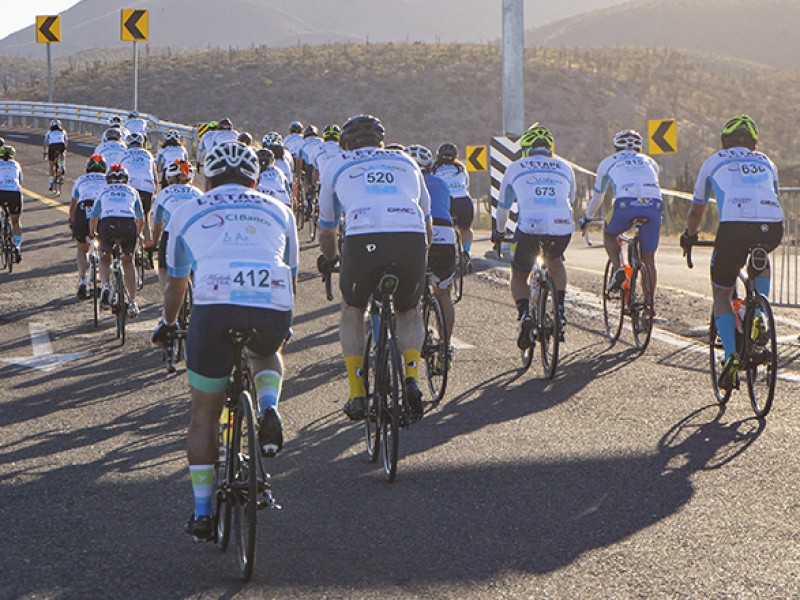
left=452, top=226, right=464, bottom=304
left=420, top=272, right=450, bottom=403
left=307, top=184, right=319, bottom=242
left=587, top=217, right=655, bottom=351
left=685, top=240, right=778, bottom=418
left=134, top=237, right=146, bottom=291
left=293, top=177, right=305, bottom=231
left=164, top=280, right=193, bottom=373
left=87, top=239, right=100, bottom=327
left=211, top=329, right=280, bottom=582
left=495, top=234, right=561, bottom=379
left=53, top=151, right=66, bottom=196
left=107, top=242, right=129, bottom=345
left=0, top=206, right=15, bottom=273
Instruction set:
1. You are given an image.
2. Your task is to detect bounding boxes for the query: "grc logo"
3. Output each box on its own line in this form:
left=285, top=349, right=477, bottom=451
left=201, top=214, right=225, bottom=229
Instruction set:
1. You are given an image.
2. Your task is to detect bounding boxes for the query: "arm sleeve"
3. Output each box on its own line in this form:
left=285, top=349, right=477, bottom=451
left=167, top=234, right=193, bottom=278
left=318, top=165, right=338, bottom=228
left=284, top=213, right=300, bottom=277
left=133, top=192, right=144, bottom=219
left=418, top=171, right=432, bottom=221
left=692, top=159, right=713, bottom=205
left=90, top=199, right=102, bottom=219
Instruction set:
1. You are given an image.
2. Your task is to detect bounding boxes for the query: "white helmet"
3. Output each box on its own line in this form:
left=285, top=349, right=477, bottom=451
left=613, top=129, right=643, bottom=151
left=204, top=142, right=260, bottom=182
left=164, top=129, right=180, bottom=142
left=109, top=115, right=123, bottom=126
left=50, top=119, right=61, bottom=128
left=407, top=144, right=434, bottom=168
left=126, top=132, right=146, bottom=146
left=262, top=131, right=283, bottom=146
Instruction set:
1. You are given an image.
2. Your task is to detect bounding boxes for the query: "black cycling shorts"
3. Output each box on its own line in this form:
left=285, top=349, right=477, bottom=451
left=711, top=221, right=783, bottom=288
left=47, top=143, right=66, bottom=162
left=511, top=231, right=571, bottom=274
left=0, top=190, right=22, bottom=216
left=98, top=217, right=137, bottom=255
left=158, top=231, right=169, bottom=271
left=450, top=196, right=474, bottom=229
left=186, top=304, right=292, bottom=379
left=136, top=190, right=153, bottom=214
left=72, top=202, right=93, bottom=242
left=428, top=243, right=456, bottom=289
left=340, top=232, right=427, bottom=312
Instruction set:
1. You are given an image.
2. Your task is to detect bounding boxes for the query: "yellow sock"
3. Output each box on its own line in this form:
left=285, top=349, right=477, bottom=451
left=344, top=355, right=366, bottom=398
left=402, top=348, right=421, bottom=380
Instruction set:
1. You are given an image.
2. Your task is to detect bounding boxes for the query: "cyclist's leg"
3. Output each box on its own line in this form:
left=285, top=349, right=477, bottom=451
left=747, top=221, right=783, bottom=298
left=711, top=223, right=748, bottom=360
left=542, top=235, right=571, bottom=316
left=510, top=231, right=537, bottom=319
left=637, top=203, right=663, bottom=297
left=138, top=190, right=154, bottom=244
left=603, top=200, right=629, bottom=272
left=5, top=192, right=23, bottom=254
left=428, top=243, right=457, bottom=336
left=118, top=220, right=138, bottom=303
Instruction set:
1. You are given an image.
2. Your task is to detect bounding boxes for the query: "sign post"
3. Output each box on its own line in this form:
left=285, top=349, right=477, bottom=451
left=466, top=145, right=488, bottom=228
left=121, top=9, right=149, bottom=111
left=36, top=16, right=61, bottom=103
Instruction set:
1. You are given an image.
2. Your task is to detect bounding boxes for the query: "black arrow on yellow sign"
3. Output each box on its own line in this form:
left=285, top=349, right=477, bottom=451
left=123, top=10, right=147, bottom=41
left=651, top=121, right=675, bottom=153
left=466, top=145, right=487, bottom=172
left=38, top=17, right=60, bottom=43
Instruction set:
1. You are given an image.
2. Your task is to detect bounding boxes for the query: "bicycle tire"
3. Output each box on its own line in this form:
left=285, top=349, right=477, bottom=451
left=744, top=295, right=777, bottom=418
left=176, top=281, right=193, bottom=363
left=630, top=262, right=655, bottom=351
left=135, top=245, right=145, bottom=291
left=308, top=203, right=318, bottom=242
left=539, top=277, right=560, bottom=380
left=115, top=270, right=126, bottom=345
left=215, top=405, right=233, bottom=551
left=422, top=292, right=449, bottom=402
left=709, top=312, right=732, bottom=405
left=362, top=329, right=379, bottom=463
left=0, top=226, right=8, bottom=271
left=232, top=390, right=259, bottom=582
left=3, top=221, right=13, bottom=273
left=453, top=233, right=464, bottom=304
left=90, top=260, right=99, bottom=327
left=602, top=260, right=624, bottom=343
left=380, top=337, right=402, bottom=482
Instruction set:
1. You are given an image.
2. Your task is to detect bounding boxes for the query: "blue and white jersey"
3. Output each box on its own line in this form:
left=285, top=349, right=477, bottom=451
left=90, top=184, right=144, bottom=220
left=257, top=167, right=291, bottom=206
left=593, top=151, right=661, bottom=200
left=121, top=147, right=157, bottom=194
left=424, top=173, right=454, bottom=246
left=693, top=147, right=782, bottom=223
left=0, top=159, right=23, bottom=192
left=315, top=140, right=343, bottom=170
left=166, top=183, right=298, bottom=310
left=274, top=154, right=294, bottom=182
left=153, top=183, right=203, bottom=232
left=156, top=145, right=189, bottom=172
left=299, top=137, right=325, bottom=168
left=71, top=173, right=107, bottom=217
left=94, top=141, right=127, bottom=167
left=431, top=163, right=470, bottom=198
left=318, top=146, right=431, bottom=237
left=283, top=133, right=304, bottom=159
left=497, top=149, right=576, bottom=236
left=44, top=130, right=68, bottom=145
left=124, top=118, right=147, bottom=135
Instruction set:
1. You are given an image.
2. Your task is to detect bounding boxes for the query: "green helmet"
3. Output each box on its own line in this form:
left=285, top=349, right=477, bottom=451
left=519, top=124, right=554, bottom=154
left=0, top=145, right=15, bottom=160
left=721, top=114, right=759, bottom=142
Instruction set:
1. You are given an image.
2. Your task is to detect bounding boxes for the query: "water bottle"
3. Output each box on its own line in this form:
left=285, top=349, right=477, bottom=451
left=218, top=406, right=230, bottom=462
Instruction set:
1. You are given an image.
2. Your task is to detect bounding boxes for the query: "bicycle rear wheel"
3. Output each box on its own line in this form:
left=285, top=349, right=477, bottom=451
left=538, top=278, right=560, bottom=380
left=308, top=203, right=318, bottom=242
left=380, top=337, right=402, bottom=482
left=453, top=233, right=464, bottom=304
left=630, top=262, right=654, bottom=351
left=89, top=260, right=99, bottom=327
left=114, top=272, right=126, bottom=345
left=215, top=406, right=233, bottom=551
left=602, top=260, right=624, bottom=343
left=0, top=229, right=8, bottom=272
left=422, top=293, right=449, bottom=402
left=709, top=312, right=732, bottom=405
left=176, top=281, right=193, bottom=363
left=232, top=390, right=259, bottom=582
left=744, top=296, right=777, bottom=418
left=362, top=329, right=379, bottom=463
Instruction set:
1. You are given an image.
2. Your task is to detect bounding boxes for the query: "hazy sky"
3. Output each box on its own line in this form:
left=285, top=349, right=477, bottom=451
left=2, top=2, right=82, bottom=41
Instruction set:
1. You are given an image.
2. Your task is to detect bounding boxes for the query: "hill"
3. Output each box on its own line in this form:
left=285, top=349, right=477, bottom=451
left=525, top=0, right=800, bottom=69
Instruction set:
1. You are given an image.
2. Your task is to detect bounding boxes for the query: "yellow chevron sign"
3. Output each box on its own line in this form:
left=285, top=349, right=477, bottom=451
left=36, top=16, right=61, bottom=44
left=466, top=145, right=488, bottom=172
left=648, top=119, right=677, bottom=155
left=121, top=9, right=148, bottom=42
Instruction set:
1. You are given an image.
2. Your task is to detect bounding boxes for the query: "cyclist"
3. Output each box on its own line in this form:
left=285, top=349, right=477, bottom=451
left=577, top=129, right=662, bottom=294
left=121, top=132, right=158, bottom=251
left=69, top=155, right=108, bottom=298
left=151, top=142, right=297, bottom=541
left=408, top=144, right=456, bottom=341
left=196, top=120, right=218, bottom=166
left=151, top=159, right=202, bottom=292
left=94, top=128, right=127, bottom=167
left=213, top=118, right=239, bottom=146
left=296, top=125, right=324, bottom=217
left=89, top=164, right=144, bottom=318
left=0, top=145, right=24, bottom=262
left=317, top=114, right=431, bottom=422
left=680, top=114, right=783, bottom=390
left=283, top=121, right=305, bottom=160
left=237, top=131, right=254, bottom=146
left=432, top=142, right=474, bottom=270
left=494, top=124, right=575, bottom=347
left=155, top=130, right=189, bottom=189
left=262, top=132, right=294, bottom=182
left=315, top=124, right=342, bottom=170
left=43, top=119, right=68, bottom=192
left=255, top=148, right=292, bottom=207
left=108, top=115, right=129, bottom=141
left=124, top=111, right=147, bottom=136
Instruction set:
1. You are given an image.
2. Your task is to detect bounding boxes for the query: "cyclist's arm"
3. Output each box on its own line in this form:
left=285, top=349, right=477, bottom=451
left=69, top=199, right=78, bottom=224
left=163, top=275, right=189, bottom=324
left=686, top=202, right=705, bottom=237
left=496, top=170, right=516, bottom=232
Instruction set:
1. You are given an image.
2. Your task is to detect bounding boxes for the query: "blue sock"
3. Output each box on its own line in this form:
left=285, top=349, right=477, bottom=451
left=715, top=313, right=737, bottom=359
left=13, top=234, right=21, bottom=248
left=189, top=465, right=214, bottom=518
left=254, top=370, right=282, bottom=417
left=755, top=276, right=770, bottom=298
left=463, top=241, right=472, bottom=253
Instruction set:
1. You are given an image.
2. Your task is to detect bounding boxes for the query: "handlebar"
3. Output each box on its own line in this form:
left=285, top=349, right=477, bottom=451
left=683, top=239, right=714, bottom=269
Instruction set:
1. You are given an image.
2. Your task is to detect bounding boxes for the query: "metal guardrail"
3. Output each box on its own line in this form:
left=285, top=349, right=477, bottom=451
left=773, top=188, right=800, bottom=308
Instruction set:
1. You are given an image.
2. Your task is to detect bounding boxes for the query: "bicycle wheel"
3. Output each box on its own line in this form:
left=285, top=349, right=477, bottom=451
left=452, top=233, right=464, bottom=304
left=362, top=329, right=379, bottom=463
left=538, top=278, right=560, bottom=380
left=380, top=337, right=402, bottom=482
left=232, top=390, right=259, bottom=582
left=89, top=260, right=99, bottom=327
left=422, top=293, right=449, bottom=402
left=115, top=271, right=126, bottom=345
left=215, top=406, right=233, bottom=551
left=709, top=312, right=732, bottom=405
left=135, top=246, right=145, bottom=291
left=602, top=260, right=624, bottom=343
left=744, top=296, right=777, bottom=418
left=630, top=262, right=655, bottom=351
left=1, top=229, right=10, bottom=273
left=176, top=281, right=193, bottom=363
left=308, top=203, right=318, bottom=242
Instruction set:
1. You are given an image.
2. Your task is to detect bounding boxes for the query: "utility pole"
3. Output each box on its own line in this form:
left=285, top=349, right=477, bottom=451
left=502, top=0, right=524, bottom=136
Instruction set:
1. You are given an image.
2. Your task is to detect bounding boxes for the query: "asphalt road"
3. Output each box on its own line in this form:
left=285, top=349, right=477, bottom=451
left=2, top=131, right=800, bottom=598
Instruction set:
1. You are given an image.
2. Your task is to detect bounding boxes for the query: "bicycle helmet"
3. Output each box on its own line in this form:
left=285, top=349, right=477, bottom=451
left=165, top=159, right=194, bottom=181
left=339, top=114, right=385, bottom=150
left=106, top=164, right=129, bottom=184
left=103, top=128, right=122, bottom=142
left=86, top=154, right=107, bottom=173
left=204, top=141, right=260, bottom=182
left=207, top=120, right=219, bottom=130
left=218, top=118, right=233, bottom=130
left=109, top=115, right=123, bottom=126
left=237, top=131, right=254, bottom=146
left=385, top=143, right=406, bottom=152
left=50, top=119, right=62, bottom=129
left=128, top=111, right=139, bottom=119
left=0, top=145, right=15, bottom=160
left=0, top=137, right=4, bottom=147
left=288, top=121, right=303, bottom=134
left=256, top=148, right=275, bottom=171
left=436, top=142, right=458, bottom=160
left=322, top=124, right=341, bottom=141
left=262, top=131, right=283, bottom=146
left=721, top=114, right=759, bottom=147
left=407, top=144, right=434, bottom=168
left=303, top=124, right=319, bottom=138
left=126, top=132, right=146, bottom=146
left=164, top=129, right=181, bottom=143
left=519, top=124, right=555, bottom=154
left=612, top=129, right=643, bottom=151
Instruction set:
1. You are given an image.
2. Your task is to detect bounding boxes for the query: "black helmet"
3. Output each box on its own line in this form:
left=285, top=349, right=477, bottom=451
left=339, top=114, right=385, bottom=150
left=256, top=148, right=275, bottom=171
left=289, top=121, right=303, bottom=134
left=303, top=124, right=319, bottom=138
left=436, top=142, right=458, bottom=161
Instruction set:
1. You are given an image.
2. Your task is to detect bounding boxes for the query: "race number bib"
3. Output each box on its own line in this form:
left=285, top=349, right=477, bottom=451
left=229, top=261, right=291, bottom=307
left=364, top=168, right=398, bottom=194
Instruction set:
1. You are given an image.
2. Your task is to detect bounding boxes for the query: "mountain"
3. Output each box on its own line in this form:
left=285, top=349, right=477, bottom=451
left=525, top=0, right=800, bottom=69
left=0, top=0, right=631, bottom=59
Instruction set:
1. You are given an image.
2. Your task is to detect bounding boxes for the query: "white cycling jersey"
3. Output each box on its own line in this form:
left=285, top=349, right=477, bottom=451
left=44, top=130, right=68, bottom=145
left=431, top=163, right=470, bottom=198
left=71, top=173, right=107, bottom=217
left=211, top=130, right=239, bottom=148
left=90, top=184, right=144, bottom=220
left=299, top=137, right=325, bottom=168
left=121, top=147, right=157, bottom=193
left=125, top=118, right=147, bottom=135
left=156, top=145, right=189, bottom=172
left=315, top=140, right=343, bottom=169
left=0, top=160, right=23, bottom=192
left=153, top=183, right=203, bottom=232
left=94, top=141, right=127, bottom=168
left=586, top=150, right=661, bottom=217
left=318, top=147, right=431, bottom=236
left=257, top=167, right=291, bottom=206
left=274, top=154, right=294, bottom=182
left=284, top=133, right=304, bottom=159
left=693, top=147, right=782, bottom=223
left=497, top=149, right=576, bottom=236
left=166, top=183, right=299, bottom=311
